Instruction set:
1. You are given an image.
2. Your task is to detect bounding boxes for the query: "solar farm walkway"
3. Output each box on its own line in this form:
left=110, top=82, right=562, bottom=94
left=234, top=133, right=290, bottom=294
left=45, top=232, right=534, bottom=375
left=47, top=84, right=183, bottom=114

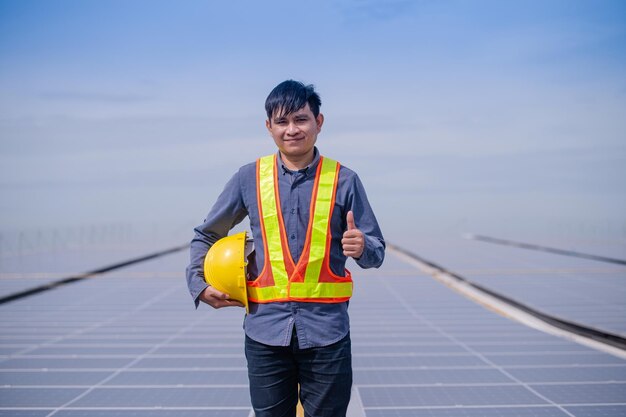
left=1, top=241, right=625, bottom=416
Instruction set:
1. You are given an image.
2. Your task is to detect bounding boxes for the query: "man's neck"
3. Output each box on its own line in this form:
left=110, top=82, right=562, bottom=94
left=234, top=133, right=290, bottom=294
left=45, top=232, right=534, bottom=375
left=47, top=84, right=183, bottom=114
left=280, top=151, right=315, bottom=171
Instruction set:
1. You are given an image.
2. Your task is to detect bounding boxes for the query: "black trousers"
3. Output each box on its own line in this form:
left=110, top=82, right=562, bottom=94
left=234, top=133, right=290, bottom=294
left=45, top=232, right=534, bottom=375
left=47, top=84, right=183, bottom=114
left=245, top=331, right=352, bottom=417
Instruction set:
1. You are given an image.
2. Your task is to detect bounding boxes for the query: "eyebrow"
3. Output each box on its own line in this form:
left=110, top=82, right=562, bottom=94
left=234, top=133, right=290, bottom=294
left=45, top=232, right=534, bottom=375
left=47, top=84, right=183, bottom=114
left=273, top=112, right=309, bottom=122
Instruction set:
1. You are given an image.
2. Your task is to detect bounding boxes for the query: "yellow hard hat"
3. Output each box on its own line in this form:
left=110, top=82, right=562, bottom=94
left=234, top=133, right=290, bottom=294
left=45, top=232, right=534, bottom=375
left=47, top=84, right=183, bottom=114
left=203, top=231, right=250, bottom=312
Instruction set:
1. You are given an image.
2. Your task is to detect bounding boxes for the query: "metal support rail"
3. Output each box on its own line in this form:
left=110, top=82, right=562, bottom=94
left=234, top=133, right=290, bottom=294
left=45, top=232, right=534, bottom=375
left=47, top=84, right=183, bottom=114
left=0, top=243, right=189, bottom=305
left=466, top=234, right=626, bottom=266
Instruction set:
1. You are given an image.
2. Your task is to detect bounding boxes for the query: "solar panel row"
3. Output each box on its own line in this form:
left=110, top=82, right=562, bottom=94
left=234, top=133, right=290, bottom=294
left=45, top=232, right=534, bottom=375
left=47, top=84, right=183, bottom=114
left=402, top=236, right=626, bottom=336
left=0, top=244, right=624, bottom=416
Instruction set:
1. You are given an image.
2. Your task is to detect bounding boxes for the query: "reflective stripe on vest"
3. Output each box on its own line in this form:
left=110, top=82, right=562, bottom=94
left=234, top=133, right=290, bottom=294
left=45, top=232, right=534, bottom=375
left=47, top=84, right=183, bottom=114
left=247, top=154, right=353, bottom=303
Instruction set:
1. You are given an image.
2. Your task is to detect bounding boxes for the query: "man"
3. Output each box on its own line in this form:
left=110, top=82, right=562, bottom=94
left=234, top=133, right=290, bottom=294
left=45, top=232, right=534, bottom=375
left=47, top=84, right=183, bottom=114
left=186, top=80, right=385, bottom=417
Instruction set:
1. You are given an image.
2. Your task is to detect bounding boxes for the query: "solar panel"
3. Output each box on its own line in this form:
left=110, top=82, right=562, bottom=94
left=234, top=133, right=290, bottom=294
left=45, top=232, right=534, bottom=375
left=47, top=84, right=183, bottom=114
left=1, top=241, right=625, bottom=416
left=405, top=236, right=626, bottom=336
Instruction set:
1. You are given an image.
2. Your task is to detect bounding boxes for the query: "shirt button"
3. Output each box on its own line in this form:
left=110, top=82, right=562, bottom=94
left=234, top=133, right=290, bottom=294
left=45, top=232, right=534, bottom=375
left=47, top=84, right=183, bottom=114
left=290, top=234, right=295, bottom=240
left=291, top=208, right=296, bottom=214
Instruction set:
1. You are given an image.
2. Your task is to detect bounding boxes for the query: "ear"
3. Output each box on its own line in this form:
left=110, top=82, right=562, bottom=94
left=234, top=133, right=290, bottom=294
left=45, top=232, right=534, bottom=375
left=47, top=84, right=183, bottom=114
left=265, top=119, right=272, bottom=132
left=316, top=113, right=324, bottom=132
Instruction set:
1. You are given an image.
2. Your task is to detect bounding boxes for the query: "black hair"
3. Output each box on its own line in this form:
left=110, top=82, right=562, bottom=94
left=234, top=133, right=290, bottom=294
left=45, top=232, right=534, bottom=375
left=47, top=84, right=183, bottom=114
left=265, top=80, right=321, bottom=122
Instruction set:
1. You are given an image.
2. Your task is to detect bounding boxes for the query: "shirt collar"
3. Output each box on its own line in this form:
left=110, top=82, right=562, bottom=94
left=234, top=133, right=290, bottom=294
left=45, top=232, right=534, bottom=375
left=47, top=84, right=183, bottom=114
left=277, top=147, right=320, bottom=176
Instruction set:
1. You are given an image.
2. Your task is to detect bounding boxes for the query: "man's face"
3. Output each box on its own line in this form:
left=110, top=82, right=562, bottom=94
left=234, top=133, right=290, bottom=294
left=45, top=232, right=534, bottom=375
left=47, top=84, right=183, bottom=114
left=266, top=103, right=324, bottom=162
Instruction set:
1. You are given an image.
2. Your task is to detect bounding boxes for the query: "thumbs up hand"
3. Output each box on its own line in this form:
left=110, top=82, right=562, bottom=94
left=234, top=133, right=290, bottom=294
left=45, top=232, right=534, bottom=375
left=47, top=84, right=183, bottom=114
left=342, top=210, right=365, bottom=259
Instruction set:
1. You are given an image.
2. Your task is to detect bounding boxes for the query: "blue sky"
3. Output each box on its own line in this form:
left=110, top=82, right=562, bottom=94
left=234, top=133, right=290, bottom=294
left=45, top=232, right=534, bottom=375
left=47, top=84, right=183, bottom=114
left=1, top=0, right=625, bottom=247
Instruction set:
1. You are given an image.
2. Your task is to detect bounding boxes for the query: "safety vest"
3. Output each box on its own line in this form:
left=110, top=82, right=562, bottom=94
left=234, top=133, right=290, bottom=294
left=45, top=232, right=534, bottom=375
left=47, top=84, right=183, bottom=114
left=247, top=154, right=353, bottom=303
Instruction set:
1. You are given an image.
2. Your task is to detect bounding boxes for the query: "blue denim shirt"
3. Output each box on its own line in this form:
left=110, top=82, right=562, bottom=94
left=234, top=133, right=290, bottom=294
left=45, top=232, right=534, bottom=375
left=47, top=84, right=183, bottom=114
left=186, top=148, right=385, bottom=348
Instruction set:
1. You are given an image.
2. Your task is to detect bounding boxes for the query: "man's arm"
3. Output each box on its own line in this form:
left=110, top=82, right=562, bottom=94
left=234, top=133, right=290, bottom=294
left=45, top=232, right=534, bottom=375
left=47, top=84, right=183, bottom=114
left=185, top=170, right=248, bottom=308
left=342, top=172, right=385, bottom=269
